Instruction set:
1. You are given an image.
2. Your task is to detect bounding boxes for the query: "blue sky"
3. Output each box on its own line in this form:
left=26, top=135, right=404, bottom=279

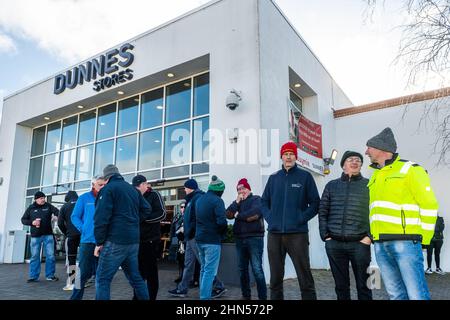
left=1, top=0, right=448, bottom=123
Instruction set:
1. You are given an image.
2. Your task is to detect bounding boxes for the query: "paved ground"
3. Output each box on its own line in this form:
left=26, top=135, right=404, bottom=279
left=0, top=259, right=449, bottom=300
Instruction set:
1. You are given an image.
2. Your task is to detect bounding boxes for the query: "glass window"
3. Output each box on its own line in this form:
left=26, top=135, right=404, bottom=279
left=289, top=90, right=303, bottom=112
left=118, top=96, right=138, bottom=135
left=163, top=165, right=189, bottom=179
left=57, top=183, right=72, bottom=194
left=139, top=129, right=162, bottom=171
left=78, top=110, right=96, bottom=145
left=76, top=144, right=94, bottom=181
left=116, top=134, right=137, bottom=173
left=139, top=170, right=160, bottom=182
left=74, top=180, right=91, bottom=191
left=122, top=174, right=134, bottom=184
left=41, top=186, right=54, bottom=195
left=165, top=80, right=191, bottom=123
left=43, top=153, right=59, bottom=186
left=26, top=188, right=40, bottom=197
left=27, top=157, right=43, bottom=187
left=164, top=121, right=190, bottom=166
left=192, top=162, right=209, bottom=174
left=45, top=121, right=61, bottom=153
left=97, top=103, right=116, bottom=140
left=193, top=117, right=209, bottom=163
left=58, top=149, right=76, bottom=183
left=61, top=116, right=78, bottom=150
left=194, top=73, right=209, bottom=116
left=31, top=126, right=46, bottom=157
left=94, top=140, right=114, bottom=175
left=141, top=88, right=163, bottom=129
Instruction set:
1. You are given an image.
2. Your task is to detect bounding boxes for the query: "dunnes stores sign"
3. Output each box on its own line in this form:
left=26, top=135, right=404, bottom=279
left=54, top=43, right=135, bottom=94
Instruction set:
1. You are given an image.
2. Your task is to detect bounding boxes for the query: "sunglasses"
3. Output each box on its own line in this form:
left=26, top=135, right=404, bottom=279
left=180, top=205, right=186, bottom=208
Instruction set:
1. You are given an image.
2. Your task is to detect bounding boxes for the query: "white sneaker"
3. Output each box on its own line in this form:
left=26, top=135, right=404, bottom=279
left=63, top=284, right=74, bottom=291
left=435, top=268, right=445, bottom=275
left=425, top=268, right=433, bottom=274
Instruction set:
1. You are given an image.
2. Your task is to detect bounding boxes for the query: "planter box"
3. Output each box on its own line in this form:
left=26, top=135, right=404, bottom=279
left=217, top=243, right=254, bottom=286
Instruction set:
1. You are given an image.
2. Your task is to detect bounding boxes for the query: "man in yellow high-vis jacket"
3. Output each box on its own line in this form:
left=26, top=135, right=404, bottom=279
left=365, top=127, right=438, bottom=300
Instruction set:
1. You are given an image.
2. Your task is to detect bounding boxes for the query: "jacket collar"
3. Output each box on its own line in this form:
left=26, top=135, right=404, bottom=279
left=107, top=173, right=124, bottom=183
left=370, top=153, right=399, bottom=169
left=282, top=163, right=298, bottom=174
left=340, top=172, right=363, bottom=181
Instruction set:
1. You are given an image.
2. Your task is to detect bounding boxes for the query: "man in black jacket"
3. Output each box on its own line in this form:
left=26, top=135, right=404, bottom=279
left=132, top=174, right=166, bottom=300
left=226, top=178, right=267, bottom=300
left=94, top=165, right=152, bottom=300
left=21, top=191, right=60, bottom=282
left=57, top=190, right=80, bottom=290
left=318, top=151, right=372, bottom=300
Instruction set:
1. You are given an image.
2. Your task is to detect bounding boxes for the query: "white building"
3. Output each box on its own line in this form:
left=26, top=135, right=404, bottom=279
left=0, top=0, right=448, bottom=281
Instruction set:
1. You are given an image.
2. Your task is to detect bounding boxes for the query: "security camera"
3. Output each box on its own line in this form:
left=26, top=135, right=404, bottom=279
left=226, top=90, right=242, bottom=110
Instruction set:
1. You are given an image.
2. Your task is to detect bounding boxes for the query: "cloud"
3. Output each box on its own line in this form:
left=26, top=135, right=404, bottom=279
left=0, top=32, right=17, bottom=53
left=0, top=0, right=210, bottom=64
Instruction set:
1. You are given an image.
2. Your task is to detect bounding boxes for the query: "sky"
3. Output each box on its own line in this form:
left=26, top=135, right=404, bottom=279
left=0, top=0, right=449, bottom=122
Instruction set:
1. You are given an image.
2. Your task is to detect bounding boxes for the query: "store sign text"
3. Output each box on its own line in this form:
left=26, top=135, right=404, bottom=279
left=53, top=43, right=135, bottom=94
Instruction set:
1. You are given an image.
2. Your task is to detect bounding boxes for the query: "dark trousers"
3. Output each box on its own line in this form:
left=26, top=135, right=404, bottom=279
left=426, top=239, right=443, bottom=269
left=70, top=243, right=97, bottom=300
left=267, top=232, right=316, bottom=300
left=236, top=237, right=267, bottom=300
left=134, top=240, right=160, bottom=301
left=325, top=239, right=372, bottom=300
left=66, top=235, right=80, bottom=266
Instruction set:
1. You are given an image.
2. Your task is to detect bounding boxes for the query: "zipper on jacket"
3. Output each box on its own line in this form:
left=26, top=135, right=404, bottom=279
left=341, top=176, right=351, bottom=238
left=401, top=208, right=406, bottom=234
left=283, top=172, right=288, bottom=233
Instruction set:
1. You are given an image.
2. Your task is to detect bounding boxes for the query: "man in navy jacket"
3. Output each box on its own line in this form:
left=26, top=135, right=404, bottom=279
left=261, top=141, right=320, bottom=300
left=93, top=164, right=152, bottom=300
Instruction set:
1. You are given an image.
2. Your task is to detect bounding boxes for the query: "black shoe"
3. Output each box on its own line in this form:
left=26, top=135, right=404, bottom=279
left=27, top=278, right=38, bottom=283
left=189, top=281, right=199, bottom=288
left=211, top=288, right=227, bottom=299
left=46, top=276, right=59, bottom=282
left=168, top=288, right=187, bottom=297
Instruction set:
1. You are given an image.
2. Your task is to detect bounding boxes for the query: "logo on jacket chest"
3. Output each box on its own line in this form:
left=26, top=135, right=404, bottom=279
left=291, top=183, right=302, bottom=188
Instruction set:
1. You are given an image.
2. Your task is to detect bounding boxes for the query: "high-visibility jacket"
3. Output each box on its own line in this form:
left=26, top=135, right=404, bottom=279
left=368, top=155, right=438, bottom=245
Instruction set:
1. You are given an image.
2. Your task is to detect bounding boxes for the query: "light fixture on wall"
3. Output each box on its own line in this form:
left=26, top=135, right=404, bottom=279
left=226, top=89, right=242, bottom=110
left=228, top=128, right=239, bottom=143
left=294, top=83, right=302, bottom=88
left=323, top=149, right=338, bottom=175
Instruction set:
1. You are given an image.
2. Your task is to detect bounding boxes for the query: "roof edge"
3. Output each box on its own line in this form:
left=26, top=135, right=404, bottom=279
left=334, top=87, right=450, bottom=119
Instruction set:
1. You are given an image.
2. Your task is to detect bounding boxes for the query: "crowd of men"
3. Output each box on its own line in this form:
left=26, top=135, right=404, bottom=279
left=21, top=127, right=442, bottom=300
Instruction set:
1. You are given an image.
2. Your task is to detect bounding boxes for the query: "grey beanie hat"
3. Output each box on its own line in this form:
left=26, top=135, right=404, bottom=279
left=366, top=127, right=397, bottom=153
left=103, top=164, right=120, bottom=179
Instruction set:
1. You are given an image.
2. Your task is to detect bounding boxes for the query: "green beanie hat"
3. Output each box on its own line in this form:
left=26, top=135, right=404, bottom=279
left=208, top=175, right=225, bottom=192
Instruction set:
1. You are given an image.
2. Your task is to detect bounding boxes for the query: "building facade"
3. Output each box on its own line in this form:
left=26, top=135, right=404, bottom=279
left=1, top=0, right=447, bottom=280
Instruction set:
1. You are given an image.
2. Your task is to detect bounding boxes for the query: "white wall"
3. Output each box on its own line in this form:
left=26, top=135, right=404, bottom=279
left=258, top=0, right=353, bottom=276
left=335, top=97, right=450, bottom=271
left=0, top=0, right=265, bottom=262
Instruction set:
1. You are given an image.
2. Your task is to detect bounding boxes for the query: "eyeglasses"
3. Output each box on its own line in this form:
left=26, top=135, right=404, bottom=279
left=345, top=157, right=362, bottom=163
left=180, top=205, right=185, bottom=208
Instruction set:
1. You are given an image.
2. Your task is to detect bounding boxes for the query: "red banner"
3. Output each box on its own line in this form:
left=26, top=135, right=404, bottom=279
left=298, top=115, right=323, bottom=159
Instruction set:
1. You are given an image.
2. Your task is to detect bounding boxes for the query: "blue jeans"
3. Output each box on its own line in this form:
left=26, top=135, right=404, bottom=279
left=197, top=243, right=221, bottom=300
left=95, top=241, right=149, bottom=300
left=374, top=240, right=430, bottom=300
left=71, top=243, right=97, bottom=300
left=178, top=238, right=224, bottom=292
left=29, top=235, right=55, bottom=279
left=236, top=237, right=267, bottom=300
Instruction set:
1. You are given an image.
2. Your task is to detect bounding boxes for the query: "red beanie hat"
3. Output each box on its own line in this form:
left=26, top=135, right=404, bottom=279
left=237, top=178, right=251, bottom=191
left=280, top=141, right=298, bottom=159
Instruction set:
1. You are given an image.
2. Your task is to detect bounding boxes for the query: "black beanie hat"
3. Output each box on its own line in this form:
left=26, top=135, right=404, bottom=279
left=340, top=151, right=363, bottom=168
left=34, top=191, right=46, bottom=200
